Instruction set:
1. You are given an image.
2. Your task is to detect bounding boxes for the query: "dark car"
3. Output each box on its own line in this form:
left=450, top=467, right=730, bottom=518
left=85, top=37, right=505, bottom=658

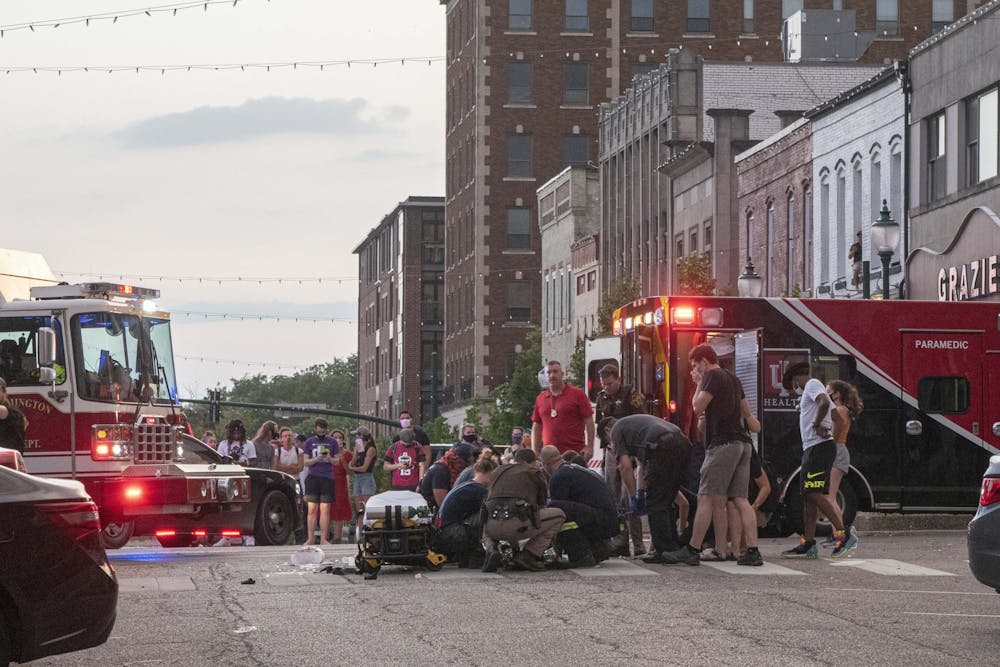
left=0, top=468, right=117, bottom=666
left=968, top=454, right=1000, bottom=591
left=148, top=434, right=305, bottom=548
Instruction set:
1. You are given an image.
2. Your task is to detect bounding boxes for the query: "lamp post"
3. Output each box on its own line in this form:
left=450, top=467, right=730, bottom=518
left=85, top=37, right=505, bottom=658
left=737, top=257, right=764, bottom=298
left=870, top=199, right=900, bottom=300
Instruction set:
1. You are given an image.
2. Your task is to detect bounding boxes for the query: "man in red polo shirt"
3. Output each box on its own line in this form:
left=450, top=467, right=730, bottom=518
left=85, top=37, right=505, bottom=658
left=531, top=360, right=595, bottom=459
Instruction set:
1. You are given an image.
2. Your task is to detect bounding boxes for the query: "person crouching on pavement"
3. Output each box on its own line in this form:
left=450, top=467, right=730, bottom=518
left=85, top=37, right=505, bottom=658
left=610, top=414, right=692, bottom=563
left=540, top=445, right=620, bottom=568
left=433, top=455, right=499, bottom=568
left=481, top=448, right=565, bottom=572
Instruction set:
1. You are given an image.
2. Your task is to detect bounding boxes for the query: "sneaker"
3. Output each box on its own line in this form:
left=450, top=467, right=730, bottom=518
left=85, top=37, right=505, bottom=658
left=512, top=550, right=547, bottom=572
left=660, top=545, right=700, bottom=566
left=831, top=529, right=858, bottom=559
left=780, top=539, right=818, bottom=559
left=699, top=549, right=727, bottom=562
left=567, top=551, right=597, bottom=568
left=640, top=551, right=666, bottom=564
left=737, top=548, right=764, bottom=567
left=481, top=548, right=501, bottom=573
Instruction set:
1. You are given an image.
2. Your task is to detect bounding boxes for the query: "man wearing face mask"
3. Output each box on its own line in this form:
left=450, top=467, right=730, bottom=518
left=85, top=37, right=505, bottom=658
left=452, top=423, right=485, bottom=458
left=502, top=426, right=526, bottom=464
left=398, top=410, right=431, bottom=475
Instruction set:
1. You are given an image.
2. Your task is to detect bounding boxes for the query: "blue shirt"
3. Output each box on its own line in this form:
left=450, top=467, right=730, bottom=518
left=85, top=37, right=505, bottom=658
left=303, top=435, right=339, bottom=478
left=436, top=480, right=488, bottom=526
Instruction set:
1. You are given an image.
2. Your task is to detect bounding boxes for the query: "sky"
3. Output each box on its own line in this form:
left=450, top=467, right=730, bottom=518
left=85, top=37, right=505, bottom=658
left=0, top=0, right=445, bottom=398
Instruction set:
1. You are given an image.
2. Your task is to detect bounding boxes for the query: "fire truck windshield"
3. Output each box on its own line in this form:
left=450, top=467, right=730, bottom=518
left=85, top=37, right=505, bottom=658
left=71, top=312, right=178, bottom=404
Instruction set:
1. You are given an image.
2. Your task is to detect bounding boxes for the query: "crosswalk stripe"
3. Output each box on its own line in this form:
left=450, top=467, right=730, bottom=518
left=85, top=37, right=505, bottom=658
left=701, top=561, right=808, bottom=576
left=572, top=560, right=658, bottom=577
left=828, top=558, right=956, bottom=576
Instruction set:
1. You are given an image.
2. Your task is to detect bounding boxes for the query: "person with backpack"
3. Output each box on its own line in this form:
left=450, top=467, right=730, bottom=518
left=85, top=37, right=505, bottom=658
left=274, top=427, right=305, bottom=477
left=383, top=428, right=426, bottom=492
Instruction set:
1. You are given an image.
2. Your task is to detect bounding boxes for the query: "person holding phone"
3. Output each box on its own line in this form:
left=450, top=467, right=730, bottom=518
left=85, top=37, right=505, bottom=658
left=302, top=418, right=339, bottom=546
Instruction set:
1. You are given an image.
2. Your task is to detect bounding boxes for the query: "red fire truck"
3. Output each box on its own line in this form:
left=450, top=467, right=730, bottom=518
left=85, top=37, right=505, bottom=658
left=0, top=249, right=302, bottom=547
left=610, top=295, right=1000, bottom=534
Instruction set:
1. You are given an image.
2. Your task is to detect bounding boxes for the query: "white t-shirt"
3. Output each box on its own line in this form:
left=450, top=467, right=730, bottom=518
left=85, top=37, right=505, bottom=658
left=217, top=439, right=258, bottom=465
left=798, top=378, right=833, bottom=450
left=277, top=446, right=301, bottom=468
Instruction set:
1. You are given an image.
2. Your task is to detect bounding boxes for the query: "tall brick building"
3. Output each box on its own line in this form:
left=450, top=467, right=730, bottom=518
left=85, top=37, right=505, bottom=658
left=354, top=197, right=444, bottom=434
left=437, top=0, right=966, bottom=417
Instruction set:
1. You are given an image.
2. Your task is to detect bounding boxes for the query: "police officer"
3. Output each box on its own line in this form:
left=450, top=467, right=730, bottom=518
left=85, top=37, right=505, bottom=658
left=595, top=364, right=647, bottom=557
left=481, top=449, right=565, bottom=572
left=611, top=414, right=692, bottom=563
left=540, top=446, right=620, bottom=568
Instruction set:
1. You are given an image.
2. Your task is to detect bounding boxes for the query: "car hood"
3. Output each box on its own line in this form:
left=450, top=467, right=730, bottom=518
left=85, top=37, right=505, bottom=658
left=0, top=467, right=89, bottom=503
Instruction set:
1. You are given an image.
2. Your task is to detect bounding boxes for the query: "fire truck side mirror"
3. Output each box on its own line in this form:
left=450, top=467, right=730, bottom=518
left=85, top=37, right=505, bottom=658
left=37, top=327, right=57, bottom=366
left=38, top=367, right=57, bottom=383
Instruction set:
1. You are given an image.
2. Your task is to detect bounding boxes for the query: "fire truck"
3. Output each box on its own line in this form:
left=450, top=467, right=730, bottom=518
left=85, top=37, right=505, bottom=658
left=0, top=248, right=302, bottom=548
left=609, top=295, right=1000, bottom=534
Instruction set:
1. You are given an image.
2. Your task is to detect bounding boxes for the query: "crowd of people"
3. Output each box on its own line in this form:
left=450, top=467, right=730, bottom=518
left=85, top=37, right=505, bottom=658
left=198, top=352, right=863, bottom=568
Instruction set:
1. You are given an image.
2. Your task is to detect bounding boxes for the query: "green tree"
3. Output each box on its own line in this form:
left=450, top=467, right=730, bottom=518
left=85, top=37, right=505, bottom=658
left=484, top=328, right=542, bottom=444
left=567, top=335, right=585, bottom=386
left=189, top=355, right=359, bottom=438
left=422, top=415, right=456, bottom=443
left=677, top=252, right=716, bottom=296
left=595, top=276, right=642, bottom=336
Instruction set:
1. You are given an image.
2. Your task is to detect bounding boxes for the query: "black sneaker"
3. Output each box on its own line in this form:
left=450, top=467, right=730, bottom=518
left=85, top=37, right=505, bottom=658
left=737, top=548, right=763, bottom=567
left=640, top=550, right=665, bottom=564
left=660, top=545, right=700, bottom=566
left=481, top=548, right=501, bottom=573
left=567, top=551, right=598, bottom=568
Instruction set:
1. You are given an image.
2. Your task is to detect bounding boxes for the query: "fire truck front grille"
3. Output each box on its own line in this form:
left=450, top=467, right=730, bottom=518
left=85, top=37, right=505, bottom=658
left=134, top=423, right=178, bottom=463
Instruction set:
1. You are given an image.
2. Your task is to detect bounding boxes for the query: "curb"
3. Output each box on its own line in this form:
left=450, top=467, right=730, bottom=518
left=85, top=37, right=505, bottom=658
left=853, top=512, right=972, bottom=532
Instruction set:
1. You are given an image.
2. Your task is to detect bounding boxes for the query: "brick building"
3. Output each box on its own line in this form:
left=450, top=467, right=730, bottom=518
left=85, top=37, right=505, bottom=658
left=437, top=0, right=964, bottom=419
left=354, top=197, right=444, bottom=434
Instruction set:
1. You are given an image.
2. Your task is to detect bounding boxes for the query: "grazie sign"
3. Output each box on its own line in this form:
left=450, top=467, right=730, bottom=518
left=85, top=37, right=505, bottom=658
left=907, top=207, right=1000, bottom=302
left=937, top=255, right=1000, bottom=301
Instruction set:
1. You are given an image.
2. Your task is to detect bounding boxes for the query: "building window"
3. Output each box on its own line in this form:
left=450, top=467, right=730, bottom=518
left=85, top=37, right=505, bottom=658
left=932, top=0, right=953, bottom=33
left=703, top=220, right=712, bottom=254
left=781, top=0, right=802, bottom=19
left=508, top=282, right=531, bottom=322
left=787, top=192, right=796, bottom=293
left=871, top=158, right=882, bottom=223
left=832, top=0, right=843, bottom=9
left=587, top=270, right=597, bottom=291
left=565, top=0, right=588, bottom=32
left=766, top=201, right=775, bottom=295
left=820, top=178, right=830, bottom=285
left=743, top=0, right=754, bottom=33
left=563, top=135, right=589, bottom=166
left=507, top=135, right=533, bottom=178
left=509, top=0, right=531, bottom=31
left=563, top=62, right=589, bottom=105
left=689, top=227, right=698, bottom=254
left=630, top=0, right=653, bottom=32
left=803, top=185, right=812, bottom=289
left=967, top=88, right=999, bottom=186
left=507, top=62, right=533, bottom=105
left=687, top=0, right=710, bottom=33
left=576, top=274, right=586, bottom=295
left=507, top=208, right=532, bottom=249
left=836, top=172, right=847, bottom=283
left=876, top=0, right=898, bottom=37
left=890, top=149, right=902, bottom=230
left=928, top=112, right=946, bottom=201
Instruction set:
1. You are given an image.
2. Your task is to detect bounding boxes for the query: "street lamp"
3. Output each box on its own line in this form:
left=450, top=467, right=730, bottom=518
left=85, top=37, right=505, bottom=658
left=737, top=257, right=764, bottom=298
left=870, top=199, right=900, bottom=300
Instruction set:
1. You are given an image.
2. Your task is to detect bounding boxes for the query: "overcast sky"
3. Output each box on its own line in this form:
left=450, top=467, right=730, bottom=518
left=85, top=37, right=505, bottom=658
left=0, top=0, right=445, bottom=397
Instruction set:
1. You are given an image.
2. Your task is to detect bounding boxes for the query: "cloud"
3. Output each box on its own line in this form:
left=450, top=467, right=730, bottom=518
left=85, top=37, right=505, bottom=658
left=114, top=97, right=405, bottom=148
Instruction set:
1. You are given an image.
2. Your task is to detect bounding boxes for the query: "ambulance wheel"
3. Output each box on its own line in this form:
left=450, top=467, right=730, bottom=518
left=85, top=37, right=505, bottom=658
left=254, top=490, right=294, bottom=546
left=102, top=520, right=134, bottom=550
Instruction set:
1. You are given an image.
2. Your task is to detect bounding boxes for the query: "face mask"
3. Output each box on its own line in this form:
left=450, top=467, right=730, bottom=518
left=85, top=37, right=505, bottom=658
left=463, top=433, right=477, bottom=443
left=400, top=418, right=412, bottom=428
left=511, top=434, right=522, bottom=445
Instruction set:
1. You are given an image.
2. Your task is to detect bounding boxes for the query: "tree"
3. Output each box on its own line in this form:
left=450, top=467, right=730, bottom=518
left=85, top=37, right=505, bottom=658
left=677, top=252, right=716, bottom=296
left=566, top=335, right=585, bottom=386
left=595, top=276, right=642, bottom=336
left=422, top=415, right=456, bottom=443
left=483, top=328, right=543, bottom=444
left=188, top=355, right=359, bottom=438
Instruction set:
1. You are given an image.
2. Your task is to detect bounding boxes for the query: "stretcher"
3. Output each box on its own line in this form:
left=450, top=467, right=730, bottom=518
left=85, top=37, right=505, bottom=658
left=354, top=490, right=446, bottom=580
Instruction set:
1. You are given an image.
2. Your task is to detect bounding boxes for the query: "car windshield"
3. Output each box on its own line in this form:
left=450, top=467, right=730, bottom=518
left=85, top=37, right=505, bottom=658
left=177, top=434, right=225, bottom=465
left=71, top=312, right=179, bottom=405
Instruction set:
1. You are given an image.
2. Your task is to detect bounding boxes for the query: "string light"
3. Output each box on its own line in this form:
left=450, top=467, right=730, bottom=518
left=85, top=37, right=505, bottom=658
left=176, top=354, right=313, bottom=371
left=172, top=310, right=356, bottom=323
left=56, top=270, right=359, bottom=284
left=1, top=56, right=445, bottom=75
left=0, top=0, right=259, bottom=36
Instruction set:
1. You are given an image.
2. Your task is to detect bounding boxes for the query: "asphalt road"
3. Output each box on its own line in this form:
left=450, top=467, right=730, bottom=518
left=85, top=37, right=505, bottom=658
left=29, top=532, right=1000, bottom=667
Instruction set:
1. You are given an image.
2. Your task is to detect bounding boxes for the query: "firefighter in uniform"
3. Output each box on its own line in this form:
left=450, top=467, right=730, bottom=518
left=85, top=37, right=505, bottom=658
left=594, top=364, right=648, bottom=557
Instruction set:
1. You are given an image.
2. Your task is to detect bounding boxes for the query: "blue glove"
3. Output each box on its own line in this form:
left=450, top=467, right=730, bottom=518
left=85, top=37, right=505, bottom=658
left=628, top=488, right=647, bottom=516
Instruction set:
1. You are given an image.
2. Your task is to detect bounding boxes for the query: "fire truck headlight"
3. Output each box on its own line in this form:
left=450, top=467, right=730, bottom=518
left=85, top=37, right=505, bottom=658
left=111, top=444, right=122, bottom=457
left=176, top=445, right=184, bottom=458
left=142, top=299, right=158, bottom=313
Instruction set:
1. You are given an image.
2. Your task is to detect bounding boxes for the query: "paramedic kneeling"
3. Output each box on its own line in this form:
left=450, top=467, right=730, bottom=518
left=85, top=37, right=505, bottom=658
left=433, top=456, right=498, bottom=568
left=540, top=445, right=620, bottom=568
left=481, top=449, right=565, bottom=572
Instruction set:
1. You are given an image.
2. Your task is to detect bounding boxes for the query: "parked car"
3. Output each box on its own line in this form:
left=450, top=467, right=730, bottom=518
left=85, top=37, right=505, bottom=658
left=0, top=467, right=118, bottom=666
left=968, top=454, right=1000, bottom=592
left=146, top=433, right=305, bottom=547
left=0, top=447, right=25, bottom=472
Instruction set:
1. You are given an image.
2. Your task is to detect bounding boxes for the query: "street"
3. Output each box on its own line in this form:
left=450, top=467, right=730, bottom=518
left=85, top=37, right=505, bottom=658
left=30, top=531, right=1000, bottom=667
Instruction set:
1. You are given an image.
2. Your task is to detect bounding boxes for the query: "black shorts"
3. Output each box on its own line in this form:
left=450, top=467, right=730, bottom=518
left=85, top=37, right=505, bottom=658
left=801, top=440, right=836, bottom=495
left=304, top=475, right=335, bottom=503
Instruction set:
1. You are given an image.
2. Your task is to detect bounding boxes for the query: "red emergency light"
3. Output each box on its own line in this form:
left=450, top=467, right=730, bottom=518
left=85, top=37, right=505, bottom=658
left=154, top=529, right=176, bottom=538
left=221, top=529, right=241, bottom=538
left=193, top=530, right=207, bottom=537
left=671, top=307, right=696, bottom=325
left=124, top=486, right=143, bottom=501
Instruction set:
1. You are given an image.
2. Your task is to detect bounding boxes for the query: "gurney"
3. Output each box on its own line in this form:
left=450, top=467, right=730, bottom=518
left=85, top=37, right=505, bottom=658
left=354, top=490, right=446, bottom=579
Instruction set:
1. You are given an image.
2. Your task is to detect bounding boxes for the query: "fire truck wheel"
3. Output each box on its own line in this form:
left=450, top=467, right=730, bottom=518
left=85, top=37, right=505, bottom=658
left=102, top=520, right=135, bottom=550
left=255, top=490, right=294, bottom=546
